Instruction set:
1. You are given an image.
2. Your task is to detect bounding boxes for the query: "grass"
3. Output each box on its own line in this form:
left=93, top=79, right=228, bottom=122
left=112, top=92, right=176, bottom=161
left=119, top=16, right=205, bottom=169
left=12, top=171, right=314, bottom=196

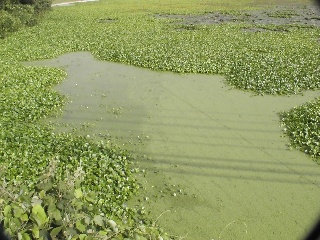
left=0, top=0, right=319, bottom=238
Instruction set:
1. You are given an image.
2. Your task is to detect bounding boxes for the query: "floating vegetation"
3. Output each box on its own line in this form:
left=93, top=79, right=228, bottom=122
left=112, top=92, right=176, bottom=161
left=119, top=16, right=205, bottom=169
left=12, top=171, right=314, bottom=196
left=0, top=0, right=320, bottom=238
left=1, top=3, right=319, bottom=97
left=267, top=9, right=299, bottom=18
left=0, top=27, right=167, bottom=240
left=97, top=17, right=117, bottom=23
left=280, top=98, right=320, bottom=164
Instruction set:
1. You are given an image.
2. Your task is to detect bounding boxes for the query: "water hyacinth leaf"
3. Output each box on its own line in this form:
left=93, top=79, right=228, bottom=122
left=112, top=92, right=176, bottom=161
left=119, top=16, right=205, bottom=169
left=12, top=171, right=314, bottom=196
left=38, top=190, right=46, bottom=199
left=93, top=215, right=104, bottom=227
left=74, top=188, right=83, bottom=199
left=19, top=232, right=31, bottom=240
left=30, top=205, right=48, bottom=226
left=49, top=208, right=62, bottom=221
left=65, top=228, right=77, bottom=237
left=20, top=214, right=29, bottom=222
left=72, top=199, right=84, bottom=210
left=13, top=205, right=25, bottom=218
left=31, top=196, right=43, bottom=206
left=107, top=219, right=117, bottom=229
left=85, top=194, right=95, bottom=203
left=50, top=226, right=63, bottom=238
left=98, top=230, right=108, bottom=236
left=4, top=205, right=12, bottom=216
left=84, top=216, right=91, bottom=225
left=76, top=220, right=86, bottom=233
left=36, top=181, right=53, bottom=192
left=79, top=234, right=88, bottom=240
left=12, top=217, right=22, bottom=229
left=31, top=227, right=40, bottom=238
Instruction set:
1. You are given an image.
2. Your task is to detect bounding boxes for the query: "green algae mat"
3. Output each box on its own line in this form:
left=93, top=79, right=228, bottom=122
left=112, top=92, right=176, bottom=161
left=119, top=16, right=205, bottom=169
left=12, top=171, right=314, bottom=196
left=1, top=0, right=320, bottom=239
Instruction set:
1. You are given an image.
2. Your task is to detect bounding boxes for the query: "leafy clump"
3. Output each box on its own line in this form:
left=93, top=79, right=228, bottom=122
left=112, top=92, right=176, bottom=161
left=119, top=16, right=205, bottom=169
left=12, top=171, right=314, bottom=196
left=0, top=0, right=320, bottom=238
left=0, top=9, right=21, bottom=38
left=280, top=98, right=320, bottom=164
left=0, top=60, right=170, bottom=239
left=1, top=2, right=319, bottom=95
left=0, top=0, right=51, bottom=38
left=0, top=164, right=170, bottom=239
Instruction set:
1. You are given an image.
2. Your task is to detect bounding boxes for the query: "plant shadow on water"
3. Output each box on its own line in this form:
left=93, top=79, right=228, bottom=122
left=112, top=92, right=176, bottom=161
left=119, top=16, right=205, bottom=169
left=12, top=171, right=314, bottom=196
left=25, top=52, right=320, bottom=240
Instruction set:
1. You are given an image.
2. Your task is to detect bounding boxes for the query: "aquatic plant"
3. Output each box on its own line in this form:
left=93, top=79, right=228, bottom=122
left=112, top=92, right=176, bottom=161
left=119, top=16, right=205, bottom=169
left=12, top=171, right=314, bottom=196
left=0, top=0, right=319, bottom=238
left=0, top=0, right=52, bottom=38
left=2, top=2, right=317, bottom=96
left=0, top=64, right=169, bottom=238
left=280, top=98, right=320, bottom=163
left=267, top=9, right=299, bottom=18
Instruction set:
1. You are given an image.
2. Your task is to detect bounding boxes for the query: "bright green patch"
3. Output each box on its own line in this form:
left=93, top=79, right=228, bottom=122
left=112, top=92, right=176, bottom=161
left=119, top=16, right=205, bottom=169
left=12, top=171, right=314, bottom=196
left=280, top=98, right=320, bottom=163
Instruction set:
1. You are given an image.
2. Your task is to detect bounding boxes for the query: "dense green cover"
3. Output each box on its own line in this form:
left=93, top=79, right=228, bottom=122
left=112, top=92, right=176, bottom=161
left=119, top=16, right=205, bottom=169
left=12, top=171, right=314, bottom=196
left=280, top=98, right=320, bottom=164
left=0, top=62, right=159, bottom=239
left=0, top=0, right=319, bottom=238
left=0, top=0, right=51, bottom=38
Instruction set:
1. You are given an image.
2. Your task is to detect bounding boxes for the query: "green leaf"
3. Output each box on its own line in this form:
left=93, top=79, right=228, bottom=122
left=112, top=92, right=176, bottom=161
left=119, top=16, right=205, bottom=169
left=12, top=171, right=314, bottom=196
left=32, top=227, right=40, bottom=238
left=79, top=233, right=88, bottom=240
left=4, top=205, right=11, bottom=216
left=51, top=209, right=62, bottom=221
left=71, top=235, right=79, bottom=240
left=84, top=216, right=91, bottom=225
left=76, top=220, right=86, bottom=233
left=20, top=214, right=29, bottom=222
left=30, top=204, right=48, bottom=226
left=74, top=188, right=83, bottom=198
left=50, top=226, right=63, bottom=237
left=39, top=190, right=46, bottom=199
left=48, top=204, right=62, bottom=221
left=93, top=215, right=104, bottom=227
left=74, top=179, right=82, bottom=188
left=66, top=228, right=77, bottom=237
left=36, top=181, right=53, bottom=192
left=12, top=217, right=22, bottom=228
left=31, top=197, right=43, bottom=206
left=85, top=192, right=96, bottom=203
left=98, top=230, right=108, bottom=236
left=71, top=199, right=84, bottom=210
left=13, top=205, right=25, bottom=218
left=21, top=233, right=31, bottom=240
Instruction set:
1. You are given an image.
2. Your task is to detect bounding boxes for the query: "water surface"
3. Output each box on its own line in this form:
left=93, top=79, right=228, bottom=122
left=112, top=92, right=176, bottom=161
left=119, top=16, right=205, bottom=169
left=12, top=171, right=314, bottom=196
left=26, top=52, right=320, bottom=240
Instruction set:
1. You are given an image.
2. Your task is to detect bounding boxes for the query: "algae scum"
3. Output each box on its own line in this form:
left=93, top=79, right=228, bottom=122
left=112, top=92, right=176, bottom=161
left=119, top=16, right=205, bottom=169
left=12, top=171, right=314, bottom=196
left=26, top=52, right=320, bottom=239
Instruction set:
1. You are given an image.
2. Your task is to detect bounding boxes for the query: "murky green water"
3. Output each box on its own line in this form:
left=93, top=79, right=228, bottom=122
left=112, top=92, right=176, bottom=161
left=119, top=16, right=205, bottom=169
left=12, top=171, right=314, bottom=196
left=26, top=52, right=320, bottom=240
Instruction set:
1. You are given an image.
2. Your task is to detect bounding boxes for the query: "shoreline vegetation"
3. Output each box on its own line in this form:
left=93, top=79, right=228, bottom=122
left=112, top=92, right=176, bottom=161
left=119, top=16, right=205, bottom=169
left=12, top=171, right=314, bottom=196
left=0, top=0, right=319, bottom=239
left=51, top=0, right=98, bottom=7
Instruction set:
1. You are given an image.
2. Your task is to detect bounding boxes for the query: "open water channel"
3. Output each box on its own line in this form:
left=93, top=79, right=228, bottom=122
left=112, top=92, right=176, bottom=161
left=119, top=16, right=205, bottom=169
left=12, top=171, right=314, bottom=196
left=26, top=52, right=320, bottom=239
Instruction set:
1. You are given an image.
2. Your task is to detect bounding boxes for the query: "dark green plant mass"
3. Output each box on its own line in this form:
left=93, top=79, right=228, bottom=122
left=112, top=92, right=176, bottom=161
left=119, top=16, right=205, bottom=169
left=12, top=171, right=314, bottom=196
left=0, top=0, right=51, bottom=38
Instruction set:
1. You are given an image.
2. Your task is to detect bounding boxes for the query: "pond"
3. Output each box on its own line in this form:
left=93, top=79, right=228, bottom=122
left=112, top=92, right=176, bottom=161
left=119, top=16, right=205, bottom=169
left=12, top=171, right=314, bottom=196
left=26, top=51, right=320, bottom=239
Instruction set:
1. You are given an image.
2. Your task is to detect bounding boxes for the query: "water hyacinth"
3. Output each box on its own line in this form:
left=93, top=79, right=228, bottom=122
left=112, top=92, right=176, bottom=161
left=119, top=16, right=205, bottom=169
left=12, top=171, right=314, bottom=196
left=280, top=98, right=320, bottom=163
left=0, top=0, right=320, bottom=238
left=0, top=63, right=140, bottom=214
